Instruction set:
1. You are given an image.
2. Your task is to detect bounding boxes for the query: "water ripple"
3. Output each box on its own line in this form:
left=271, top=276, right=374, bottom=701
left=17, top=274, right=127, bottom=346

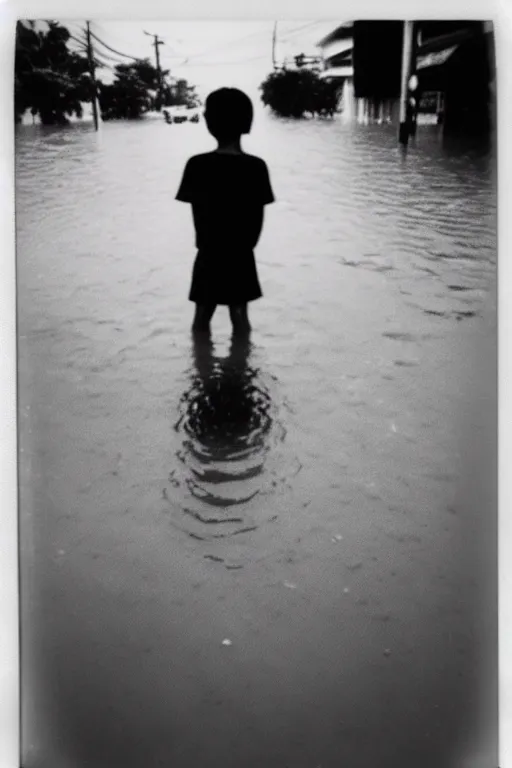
left=165, top=333, right=298, bottom=542
left=15, top=117, right=496, bottom=561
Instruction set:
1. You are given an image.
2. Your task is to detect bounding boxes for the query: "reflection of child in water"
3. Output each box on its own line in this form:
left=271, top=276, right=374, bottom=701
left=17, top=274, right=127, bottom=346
left=188, top=332, right=258, bottom=450
left=192, top=330, right=252, bottom=388
left=176, top=88, right=275, bottom=334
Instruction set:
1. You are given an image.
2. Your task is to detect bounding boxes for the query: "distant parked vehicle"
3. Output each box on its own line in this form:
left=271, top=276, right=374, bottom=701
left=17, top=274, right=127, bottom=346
left=163, top=106, right=201, bottom=124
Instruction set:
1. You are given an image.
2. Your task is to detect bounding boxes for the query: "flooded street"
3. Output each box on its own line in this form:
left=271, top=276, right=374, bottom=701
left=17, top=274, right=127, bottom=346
left=16, top=110, right=497, bottom=768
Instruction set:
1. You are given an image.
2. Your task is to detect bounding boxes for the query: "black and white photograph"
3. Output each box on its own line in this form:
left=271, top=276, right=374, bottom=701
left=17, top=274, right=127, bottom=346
left=11, top=12, right=498, bottom=768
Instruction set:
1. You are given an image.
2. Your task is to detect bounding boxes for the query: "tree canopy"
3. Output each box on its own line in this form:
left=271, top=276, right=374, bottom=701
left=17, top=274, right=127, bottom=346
left=15, top=20, right=91, bottom=125
left=260, top=65, right=340, bottom=119
left=15, top=21, right=201, bottom=125
left=163, top=78, right=201, bottom=110
left=99, top=62, right=201, bottom=120
left=98, top=60, right=160, bottom=120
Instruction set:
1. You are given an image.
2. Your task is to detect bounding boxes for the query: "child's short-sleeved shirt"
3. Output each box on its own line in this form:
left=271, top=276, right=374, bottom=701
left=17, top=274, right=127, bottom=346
left=176, top=151, right=274, bottom=251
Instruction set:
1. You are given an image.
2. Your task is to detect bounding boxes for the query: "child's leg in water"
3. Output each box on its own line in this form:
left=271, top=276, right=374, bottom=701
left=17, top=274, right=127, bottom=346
left=192, top=304, right=216, bottom=331
left=229, top=304, right=251, bottom=334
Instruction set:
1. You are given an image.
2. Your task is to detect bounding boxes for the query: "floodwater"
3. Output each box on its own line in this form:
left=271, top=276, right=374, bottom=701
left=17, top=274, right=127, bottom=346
left=16, top=111, right=497, bottom=768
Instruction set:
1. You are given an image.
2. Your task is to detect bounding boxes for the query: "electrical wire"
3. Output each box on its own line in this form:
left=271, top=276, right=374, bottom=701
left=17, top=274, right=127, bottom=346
left=63, top=22, right=140, bottom=67
left=68, top=34, right=88, bottom=50
left=63, top=25, right=127, bottom=72
left=181, top=53, right=269, bottom=67
left=91, top=48, right=135, bottom=65
left=64, top=21, right=88, bottom=37
left=69, top=35, right=87, bottom=46
left=93, top=56, right=115, bottom=69
left=273, top=21, right=330, bottom=69
left=68, top=21, right=305, bottom=76
left=89, top=30, right=140, bottom=60
left=90, top=19, right=270, bottom=64
left=92, top=21, right=150, bottom=52
left=70, top=22, right=167, bottom=81
left=278, top=20, right=331, bottom=40
left=87, top=21, right=316, bottom=70
left=178, top=21, right=326, bottom=68
left=180, top=24, right=272, bottom=63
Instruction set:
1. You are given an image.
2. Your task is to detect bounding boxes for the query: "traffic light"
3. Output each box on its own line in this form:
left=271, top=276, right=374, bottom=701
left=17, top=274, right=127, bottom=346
left=407, top=73, right=419, bottom=136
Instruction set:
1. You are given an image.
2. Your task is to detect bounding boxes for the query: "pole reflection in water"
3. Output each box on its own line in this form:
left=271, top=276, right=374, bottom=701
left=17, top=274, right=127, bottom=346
left=170, top=331, right=291, bottom=542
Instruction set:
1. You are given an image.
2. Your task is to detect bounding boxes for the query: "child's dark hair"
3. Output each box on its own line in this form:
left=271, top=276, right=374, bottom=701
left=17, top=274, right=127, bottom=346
left=204, top=88, right=253, bottom=140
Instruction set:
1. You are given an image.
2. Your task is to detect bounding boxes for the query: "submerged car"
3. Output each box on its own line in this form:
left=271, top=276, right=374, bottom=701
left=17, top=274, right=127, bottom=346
left=163, top=106, right=201, bottom=124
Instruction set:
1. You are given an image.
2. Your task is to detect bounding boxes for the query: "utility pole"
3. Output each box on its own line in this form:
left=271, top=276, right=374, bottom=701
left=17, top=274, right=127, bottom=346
left=86, top=21, right=99, bottom=131
left=144, top=30, right=165, bottom=110
left=272, top=21, right=277, bottom=70
left=398, top=20, right=415, bottom=145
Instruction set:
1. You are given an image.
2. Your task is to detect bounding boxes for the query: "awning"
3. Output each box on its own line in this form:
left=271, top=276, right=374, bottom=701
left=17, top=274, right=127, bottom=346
left=320, top=66, right=353, bottom=80
left=319, top=38, right=353, bottom=60
left=417, top=45, right=458, bottom=70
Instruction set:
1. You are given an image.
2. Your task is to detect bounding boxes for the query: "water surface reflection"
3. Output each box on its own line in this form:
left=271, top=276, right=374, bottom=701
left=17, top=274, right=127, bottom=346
left=168, top=332, right=290, bottom=541
left=183, top=331, right=273, bottom=467
left=16, top=116, right=496, bottom=767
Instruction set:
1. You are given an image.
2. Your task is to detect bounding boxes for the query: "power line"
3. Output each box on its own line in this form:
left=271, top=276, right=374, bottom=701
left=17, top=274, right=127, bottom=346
left=181, top=25, right=272, bottom=63
left=91, top=22, right=147, bottom=56
left=93, top=56, right=115, bottom=70
left=73, top=22, right=287, bottom=73
left=90, top=20, right=271, bottom=64
left=69, top=34, right=87, bottom=45
left=89, top=29, right=140, bottom=61
left=87, top=22, right=295, bottom=69
left=181, top=53, right=269, bottom=67
left=63, top=20, right=85, bottom=30
left=65, top=22, right=88, bottom=37
left=69, top=24, right=161, bottom=72
left=278, top=20, right=331, bottom=40
left=91, top=48, right=132, bottom=65
left=178, top=22, right=325, bottom=68
left=68, top=33, right=88, bottom=50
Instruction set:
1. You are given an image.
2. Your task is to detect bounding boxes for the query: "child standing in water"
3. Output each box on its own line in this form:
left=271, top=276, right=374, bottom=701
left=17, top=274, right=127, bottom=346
left=176, top=88, right=275, bottom=334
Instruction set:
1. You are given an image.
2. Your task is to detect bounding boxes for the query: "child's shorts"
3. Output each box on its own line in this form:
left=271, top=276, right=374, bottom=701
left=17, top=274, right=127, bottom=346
left=189, top=248, right=262, bottom=305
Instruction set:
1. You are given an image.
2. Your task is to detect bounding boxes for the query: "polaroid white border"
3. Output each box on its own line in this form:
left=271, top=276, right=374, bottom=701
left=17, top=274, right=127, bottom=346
left=0, top=1, right=508, bottom=767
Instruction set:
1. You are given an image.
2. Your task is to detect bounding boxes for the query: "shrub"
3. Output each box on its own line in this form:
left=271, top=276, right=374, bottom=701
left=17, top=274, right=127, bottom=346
left=260, top=68, right=340, bottom=119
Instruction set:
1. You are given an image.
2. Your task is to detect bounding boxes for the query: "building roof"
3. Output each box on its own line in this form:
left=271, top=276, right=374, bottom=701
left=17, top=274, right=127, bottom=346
left=317, top=22, right=353, bottom=48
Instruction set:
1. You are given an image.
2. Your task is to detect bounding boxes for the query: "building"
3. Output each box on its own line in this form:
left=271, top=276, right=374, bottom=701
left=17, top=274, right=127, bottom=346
left=416, top=21, right=495, bottom=135
left=316, top=23, right=356, bottom=121
left=316, top=20, right=495, bottom=135
left=317, top=21, right=402, bottom=124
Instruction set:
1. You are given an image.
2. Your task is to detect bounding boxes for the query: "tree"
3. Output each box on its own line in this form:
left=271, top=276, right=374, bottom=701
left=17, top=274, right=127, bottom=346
left=260, top=66, right=340, bottom=119
left=162, top=78, right=200, bottom=109
left=15, top=20, right=90, bottom=125
left=98, top=59, right=160, bottom=120
left=98, top=61, right=201, bottom=119
left=15, top=23, right=202, bottom=125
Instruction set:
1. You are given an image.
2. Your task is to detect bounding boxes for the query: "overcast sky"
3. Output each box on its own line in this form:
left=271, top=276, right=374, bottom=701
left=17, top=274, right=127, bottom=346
left=59, top=19, right=339, bottom=99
